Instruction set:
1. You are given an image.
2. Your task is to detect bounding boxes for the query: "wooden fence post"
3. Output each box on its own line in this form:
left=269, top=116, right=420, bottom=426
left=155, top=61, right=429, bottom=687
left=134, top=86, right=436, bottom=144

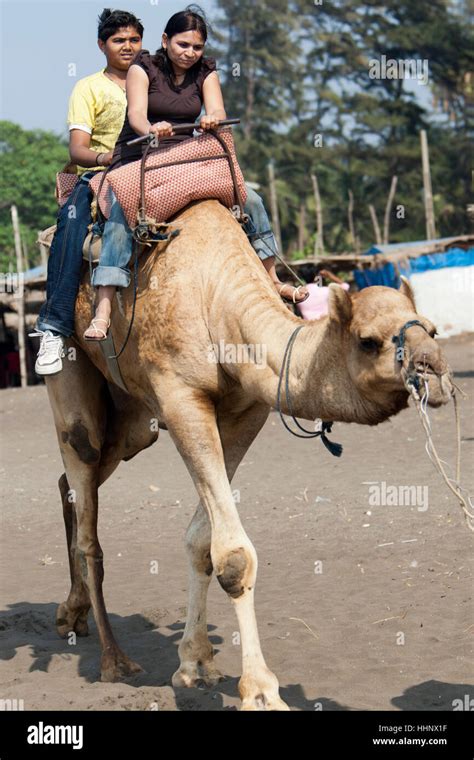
left=11, top=205, right=27, bottom=388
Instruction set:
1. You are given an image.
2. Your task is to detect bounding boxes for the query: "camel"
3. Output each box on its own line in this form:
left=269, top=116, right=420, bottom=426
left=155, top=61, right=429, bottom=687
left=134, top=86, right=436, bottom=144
left=43, top=198, right=453, bottom=710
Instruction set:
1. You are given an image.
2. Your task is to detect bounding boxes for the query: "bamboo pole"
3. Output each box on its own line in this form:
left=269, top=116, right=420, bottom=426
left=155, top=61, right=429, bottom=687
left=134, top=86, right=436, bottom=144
left=383, top=175, right=398, bottom=245
left=368, top=204, right=382, bottom=245
left=267, top=161, right=283, bottom=256
left=420, top=130, right=437, bottom=240
left=22, top=239, right=29, bottom=270
left=310, top=173, right=324, bottom=256
left=39, top=238, right=48, bottom=269
left=11, top=205, right=27, bottom=388
left=297, top=201, right=306, bottom=253
left=348, top=190, right=356, bottom=251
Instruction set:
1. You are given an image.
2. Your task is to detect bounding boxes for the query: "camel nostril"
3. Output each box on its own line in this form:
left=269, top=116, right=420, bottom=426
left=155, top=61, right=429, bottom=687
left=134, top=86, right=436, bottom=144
left=412, top=350, right=448, bottom=378
left=415, top=361, right=435, bottom=375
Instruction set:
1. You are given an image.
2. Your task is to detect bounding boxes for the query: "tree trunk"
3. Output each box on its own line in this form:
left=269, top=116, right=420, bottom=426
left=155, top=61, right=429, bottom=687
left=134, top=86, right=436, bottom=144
left=383, top=175, right=398, bottom=245
left=311, top=173, right=324, bottom=256
left=267, top=161, right=283, bottom=256
left=297, top=201, right=306, bottom=252
left=348, top=190, right=356, bottom=251
left=420, top=130, right=437, bottom=240
left=368, top=204, right=382, bottom=245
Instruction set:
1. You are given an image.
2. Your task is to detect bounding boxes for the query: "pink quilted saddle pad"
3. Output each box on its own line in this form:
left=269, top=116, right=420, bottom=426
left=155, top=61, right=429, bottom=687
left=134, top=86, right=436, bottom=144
left=89, top=127, right=247, bottom=226
left=55, top=172, right=79, bottom=207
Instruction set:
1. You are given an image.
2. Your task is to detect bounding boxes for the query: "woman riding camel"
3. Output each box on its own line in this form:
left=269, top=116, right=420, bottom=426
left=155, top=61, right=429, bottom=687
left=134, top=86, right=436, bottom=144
left=84, top=6, right=309, bottom=340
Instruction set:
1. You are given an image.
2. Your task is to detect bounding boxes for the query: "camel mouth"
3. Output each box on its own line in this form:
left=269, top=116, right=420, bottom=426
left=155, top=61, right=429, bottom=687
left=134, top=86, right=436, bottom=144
left=414, top=368, right=453, bottom=408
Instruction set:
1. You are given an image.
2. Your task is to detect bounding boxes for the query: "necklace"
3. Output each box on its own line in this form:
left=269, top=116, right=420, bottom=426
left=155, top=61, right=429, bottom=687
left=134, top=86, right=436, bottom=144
left=104, top=70, right=126, bottom=92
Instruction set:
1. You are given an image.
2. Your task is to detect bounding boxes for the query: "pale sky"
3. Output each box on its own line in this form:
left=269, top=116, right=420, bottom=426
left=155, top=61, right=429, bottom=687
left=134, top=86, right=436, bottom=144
left=0, top=0, right=437, bottom=137
left=0, top=0, right=219, bottom=136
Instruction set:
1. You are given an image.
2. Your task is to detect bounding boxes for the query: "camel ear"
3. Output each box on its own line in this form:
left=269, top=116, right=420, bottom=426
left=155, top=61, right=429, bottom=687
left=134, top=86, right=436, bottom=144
left=399, top=276, right=417, bottom=311
left=328, top=283, right=352, bottom=325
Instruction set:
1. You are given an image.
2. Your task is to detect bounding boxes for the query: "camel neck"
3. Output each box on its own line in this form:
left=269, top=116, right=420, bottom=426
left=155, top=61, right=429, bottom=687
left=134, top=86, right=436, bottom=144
left=212, top=290, right=339, bottom=420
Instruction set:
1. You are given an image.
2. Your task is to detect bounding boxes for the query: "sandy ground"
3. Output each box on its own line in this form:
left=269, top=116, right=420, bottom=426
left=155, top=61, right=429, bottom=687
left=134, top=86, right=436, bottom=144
left=0, top=335, right=473, bottom=712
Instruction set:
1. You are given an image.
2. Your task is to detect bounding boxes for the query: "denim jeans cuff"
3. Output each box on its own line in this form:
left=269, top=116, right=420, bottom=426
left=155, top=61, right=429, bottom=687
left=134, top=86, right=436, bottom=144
left=253, top=246, right=275, bottom=261
left=35, top=318, right=71, bottom=338
left=91, top=265, right=131, bottom=289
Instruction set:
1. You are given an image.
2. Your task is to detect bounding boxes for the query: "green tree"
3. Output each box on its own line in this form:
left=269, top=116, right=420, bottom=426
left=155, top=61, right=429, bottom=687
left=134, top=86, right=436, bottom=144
left=215, top=0, right=473, bottom=255
left=0, top=121, right=68, bottom=270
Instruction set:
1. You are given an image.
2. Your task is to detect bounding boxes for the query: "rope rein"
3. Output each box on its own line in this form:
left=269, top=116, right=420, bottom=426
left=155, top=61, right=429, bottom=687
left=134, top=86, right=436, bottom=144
left=276, top=325, right=343, bottom=457
left=406, top=375, right=474, bottom=532
left=276, top=317, right=473, bottom=534
left=394, top=320, right=474, bottom=532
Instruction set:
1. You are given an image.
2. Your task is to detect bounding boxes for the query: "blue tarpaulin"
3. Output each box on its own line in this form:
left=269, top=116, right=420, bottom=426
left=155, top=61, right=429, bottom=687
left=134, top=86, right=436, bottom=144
left=353, top=243, right=474, bottom=290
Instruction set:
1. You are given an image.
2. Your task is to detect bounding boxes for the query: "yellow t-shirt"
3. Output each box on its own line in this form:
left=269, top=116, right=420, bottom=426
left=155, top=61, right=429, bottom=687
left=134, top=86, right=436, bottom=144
left=67, top=69, right=127, bottom=175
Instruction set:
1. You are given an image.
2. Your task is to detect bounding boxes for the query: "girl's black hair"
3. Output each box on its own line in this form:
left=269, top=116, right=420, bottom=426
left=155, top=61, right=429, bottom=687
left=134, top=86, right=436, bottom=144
left=152, top=5, right=210, bottom=93
left=298, top=263, right=320, bottom=284
left=98, top=8, right=144, bottom=42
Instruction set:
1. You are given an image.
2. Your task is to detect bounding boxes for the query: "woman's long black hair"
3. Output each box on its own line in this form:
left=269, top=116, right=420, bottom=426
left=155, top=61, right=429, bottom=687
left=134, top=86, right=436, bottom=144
left=152, top=5, right=211, bottom=92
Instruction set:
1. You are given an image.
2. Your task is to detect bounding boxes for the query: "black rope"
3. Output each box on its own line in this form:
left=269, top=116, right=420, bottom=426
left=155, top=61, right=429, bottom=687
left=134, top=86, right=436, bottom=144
left=108, top=241, right=140, bottom=360
left=276, top=325, right=343, bottom=457
left=246, top=231, right=307, bottom=288
left=392, top=319, right=430, bottom=393
left=106, top=124, right=247, bottom=359
left=392, top=319, right=429, bottom=360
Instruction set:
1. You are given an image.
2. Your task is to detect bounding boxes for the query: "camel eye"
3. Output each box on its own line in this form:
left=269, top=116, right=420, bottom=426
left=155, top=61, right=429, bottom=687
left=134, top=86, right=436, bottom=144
left=429, top=328, right=437, bottom=339
left=359, top=337, right=380, bottom=353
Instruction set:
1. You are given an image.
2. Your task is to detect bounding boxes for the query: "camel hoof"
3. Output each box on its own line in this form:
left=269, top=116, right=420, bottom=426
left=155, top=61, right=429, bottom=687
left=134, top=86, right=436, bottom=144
left=240, top=695, right=290, bottom=711
left=238, top=670, right=289, bottom=710
left=172, top=661, right=226, bottom=689
left=100, top=652, right=143, bottom=683
left=56, top=602, right=89, bottom=638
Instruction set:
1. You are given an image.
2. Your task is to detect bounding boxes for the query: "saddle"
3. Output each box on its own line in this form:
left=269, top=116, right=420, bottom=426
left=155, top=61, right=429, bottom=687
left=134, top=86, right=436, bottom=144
left=89, top=126, right=247, bottom=230
left=39, top=124, right=249, bottom=396
left=37, top=222, right=101, bottom=263
left=46, top=125, right=247, bottom=263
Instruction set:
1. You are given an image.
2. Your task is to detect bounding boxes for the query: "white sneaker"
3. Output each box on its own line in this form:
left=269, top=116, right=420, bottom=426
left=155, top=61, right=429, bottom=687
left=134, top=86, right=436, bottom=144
left=29, top=330, right=66, bottom=375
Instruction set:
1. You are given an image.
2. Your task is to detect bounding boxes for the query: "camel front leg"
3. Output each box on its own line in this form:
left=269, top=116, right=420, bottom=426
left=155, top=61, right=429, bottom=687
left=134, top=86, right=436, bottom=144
left=159, top=386, right=288, bottom=710
left=172, top=396, right=271, bottom=690
left=172, top=501, right=222, bottom=688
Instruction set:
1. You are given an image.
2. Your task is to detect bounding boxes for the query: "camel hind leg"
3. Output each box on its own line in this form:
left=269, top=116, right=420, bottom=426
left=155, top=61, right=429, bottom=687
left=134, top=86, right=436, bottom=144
left=56, top=473, right=91, bottom=637
left=46, top=345, right=156, bottom=681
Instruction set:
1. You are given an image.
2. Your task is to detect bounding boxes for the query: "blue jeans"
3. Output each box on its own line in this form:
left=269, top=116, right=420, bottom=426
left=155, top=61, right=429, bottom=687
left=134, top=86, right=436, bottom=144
left=90, top=182, right=278, bottom=288
left=37, top=171, right=95, bottom=337
left=91, top=190, right=133, bottom=289
left=243, top=184, right=278, bottom=260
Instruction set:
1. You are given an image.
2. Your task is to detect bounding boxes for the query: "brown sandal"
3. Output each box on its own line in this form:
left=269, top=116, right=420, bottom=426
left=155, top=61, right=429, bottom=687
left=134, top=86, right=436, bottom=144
left=276, top=282, right=310, bottom=304
left=83, top=317, right=111, bottom=342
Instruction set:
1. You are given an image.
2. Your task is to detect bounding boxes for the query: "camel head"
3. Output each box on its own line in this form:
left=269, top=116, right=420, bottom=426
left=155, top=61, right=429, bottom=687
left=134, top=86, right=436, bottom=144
left=327, top=278, right=453, bottom=425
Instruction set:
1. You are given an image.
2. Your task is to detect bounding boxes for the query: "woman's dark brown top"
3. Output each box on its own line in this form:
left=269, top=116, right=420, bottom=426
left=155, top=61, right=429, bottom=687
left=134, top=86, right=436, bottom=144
left=111, top=49, right=217, bottom=169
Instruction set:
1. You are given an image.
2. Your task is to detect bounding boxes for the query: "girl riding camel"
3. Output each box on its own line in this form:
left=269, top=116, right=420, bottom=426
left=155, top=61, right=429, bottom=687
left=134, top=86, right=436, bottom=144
left=84, top=6, right=309, bottom=340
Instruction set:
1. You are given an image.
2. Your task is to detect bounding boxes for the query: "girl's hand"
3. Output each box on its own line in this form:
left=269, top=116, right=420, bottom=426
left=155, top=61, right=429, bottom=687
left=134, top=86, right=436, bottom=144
left=101, top=151, right=114, bottom=166
left=150, top=121, right=174, bottom=139
left=197, top=114, right=220, bottom=132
